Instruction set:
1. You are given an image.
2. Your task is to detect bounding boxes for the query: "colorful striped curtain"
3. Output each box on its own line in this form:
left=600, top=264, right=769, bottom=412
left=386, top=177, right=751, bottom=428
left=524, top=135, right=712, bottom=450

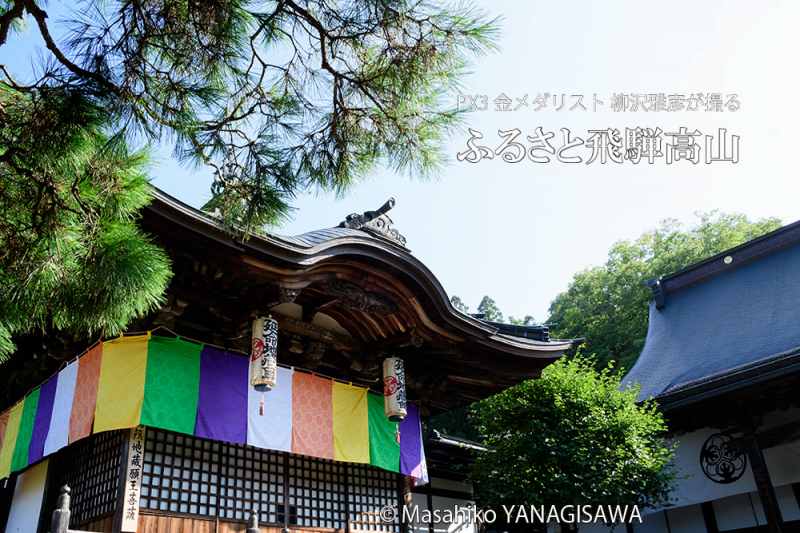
left=0, top=335, right=428, bottom=484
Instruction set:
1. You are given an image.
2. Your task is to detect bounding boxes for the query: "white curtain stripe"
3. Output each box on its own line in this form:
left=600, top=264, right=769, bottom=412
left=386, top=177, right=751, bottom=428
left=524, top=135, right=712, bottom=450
left=247, top=366, right=293, bottom=452
left=43, top=360, right=79, bottom=456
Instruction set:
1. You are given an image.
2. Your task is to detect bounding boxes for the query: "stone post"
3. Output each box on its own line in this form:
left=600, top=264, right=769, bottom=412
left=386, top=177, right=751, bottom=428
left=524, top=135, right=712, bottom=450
left=50, top=485, right=71, bottom=533
left=247, top=509, right=259, bottom=533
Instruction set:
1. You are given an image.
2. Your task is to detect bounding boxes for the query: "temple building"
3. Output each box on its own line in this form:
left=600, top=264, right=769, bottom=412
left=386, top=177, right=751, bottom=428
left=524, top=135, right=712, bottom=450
left=0, top=189, right=573, bottom=533
left=623, top=220, right=800, bottom=533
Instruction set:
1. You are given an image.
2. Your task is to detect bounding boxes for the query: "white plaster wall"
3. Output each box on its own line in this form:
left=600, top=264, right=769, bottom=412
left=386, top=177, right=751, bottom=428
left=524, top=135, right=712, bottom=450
left=430, top=495, right=476, bottom=533
left=576, top=522, right=625, bottom=532
left=664, top=504, right=704, bottom=533
left=667, top=428, right=758, bottom=508
left=633, top=511, right=669, bottom=533
left=764, top=440, right=800, bottom=487
left=4, top=460, right=49, bottom=533
left=666, top=413, right=800, bottom=510
left=408, top=493, right=430, bottom=533
left=713, top=492, right=764, bottom=531
left=776, top=485, right=800, bottom=521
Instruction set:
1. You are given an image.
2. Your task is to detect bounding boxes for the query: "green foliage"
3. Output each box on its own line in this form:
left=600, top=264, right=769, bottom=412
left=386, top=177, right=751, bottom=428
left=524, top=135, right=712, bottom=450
left=509, top=314, right=535, bottom=326
left=547, top=212, right=782, bottom=370
left=450, top=295, right=469, bottom=313
left=471, top=355, right=674, bottom=509
left=451, top=294, right=535, bottom=325
left=0, top=85, right=171, bottom=360
left=446, top=215, right=779, bottom=509
left=428, top=405, right=481, bottom=441
left=477, top=295, right=503, bottom=322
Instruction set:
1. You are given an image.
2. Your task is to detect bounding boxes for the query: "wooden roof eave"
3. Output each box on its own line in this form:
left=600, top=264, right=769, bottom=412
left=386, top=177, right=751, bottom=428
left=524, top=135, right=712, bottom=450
left=145, top=188, right=574, bottom=361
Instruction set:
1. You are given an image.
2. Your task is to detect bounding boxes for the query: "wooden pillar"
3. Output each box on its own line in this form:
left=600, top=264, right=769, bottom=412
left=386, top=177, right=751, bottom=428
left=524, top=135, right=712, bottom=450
left=398, top=475, right=409, bottom=533
left=425, top=482, right=433, bottom=533
left=344, top=463, right=350, bottom=533
left=744, top=434, right=783, bottom=532
left=283, top=452, right=291, bottom=531
left=663, top=509, right=672, bottom=533
left=700, top=502, right=719, bottom=533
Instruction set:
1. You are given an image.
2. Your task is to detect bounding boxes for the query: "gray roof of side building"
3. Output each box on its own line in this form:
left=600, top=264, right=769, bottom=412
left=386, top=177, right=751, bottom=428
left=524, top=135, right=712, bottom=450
left=622, top=219, right=800, bottom=406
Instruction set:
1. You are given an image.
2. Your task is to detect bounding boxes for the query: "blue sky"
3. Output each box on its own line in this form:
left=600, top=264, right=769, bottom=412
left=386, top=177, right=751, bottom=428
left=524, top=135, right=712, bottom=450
left=4, top=1, right=799, bottom=322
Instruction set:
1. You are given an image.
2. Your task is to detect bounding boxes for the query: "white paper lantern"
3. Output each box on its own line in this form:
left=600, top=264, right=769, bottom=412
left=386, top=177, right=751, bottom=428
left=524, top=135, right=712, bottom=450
left=251, top=317, right=279, bottom=392
left=383, top=357, right=407, bottom=422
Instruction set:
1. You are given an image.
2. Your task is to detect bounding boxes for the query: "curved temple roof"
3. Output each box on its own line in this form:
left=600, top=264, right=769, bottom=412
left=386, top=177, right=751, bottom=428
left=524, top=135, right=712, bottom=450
left=147, top=188, right=569, bottom=352
left=140, top=188, right=573, bottom=411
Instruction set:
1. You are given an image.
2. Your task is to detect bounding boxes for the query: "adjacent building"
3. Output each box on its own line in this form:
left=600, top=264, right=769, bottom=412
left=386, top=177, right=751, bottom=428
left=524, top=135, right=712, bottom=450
left=624, top=220, right=800, bottom=533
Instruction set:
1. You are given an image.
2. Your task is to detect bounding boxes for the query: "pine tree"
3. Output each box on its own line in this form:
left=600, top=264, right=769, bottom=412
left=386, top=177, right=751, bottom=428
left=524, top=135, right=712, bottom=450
left=0, top=85, right=172, bottom=359
left=1, top=0, right=497, bottom=231
left=0, top=0, right=498, bottom=358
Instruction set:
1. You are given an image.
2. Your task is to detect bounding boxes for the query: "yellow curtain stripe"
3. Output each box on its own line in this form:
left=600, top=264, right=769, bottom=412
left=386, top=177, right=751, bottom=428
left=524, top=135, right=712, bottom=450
left=332, top=382, right=369, bottom=463
left=0, top=402, right=24, bottom=479
left=94, top=335, right=150, bottom=433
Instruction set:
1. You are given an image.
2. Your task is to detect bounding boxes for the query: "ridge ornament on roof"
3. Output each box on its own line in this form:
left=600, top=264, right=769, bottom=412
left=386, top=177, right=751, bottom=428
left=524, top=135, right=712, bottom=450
left=338, top=197, right=408, bottom=247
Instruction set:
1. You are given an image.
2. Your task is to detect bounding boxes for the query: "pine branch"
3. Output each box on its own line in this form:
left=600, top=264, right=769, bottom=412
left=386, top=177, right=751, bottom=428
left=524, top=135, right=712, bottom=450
left=0, top=0, right=24, bottom=46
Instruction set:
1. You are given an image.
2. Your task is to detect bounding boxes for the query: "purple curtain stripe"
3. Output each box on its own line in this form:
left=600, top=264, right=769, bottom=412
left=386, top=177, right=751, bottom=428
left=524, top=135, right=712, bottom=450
left=195, top=346, right=248, bottom=445
left=399, top=403, right=423, bottom=476
left=28, top=374, right=58, bottom=464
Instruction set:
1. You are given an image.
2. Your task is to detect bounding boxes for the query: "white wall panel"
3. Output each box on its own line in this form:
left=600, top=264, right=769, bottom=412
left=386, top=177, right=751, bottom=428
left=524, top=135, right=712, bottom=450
left=5, top=460, right=49, bottom=533
left=633, top=510, right=668, bottom=533
left=430, top=495, right=476, bottom=533
left=713, top=492, right=763, bottom=531
left=665, top=504, right=704, bottom=533
left=776, top=485, right=800, bottom=521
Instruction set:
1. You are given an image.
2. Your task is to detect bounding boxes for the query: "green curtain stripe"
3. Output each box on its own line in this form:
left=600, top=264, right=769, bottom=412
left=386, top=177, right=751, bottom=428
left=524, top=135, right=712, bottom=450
left=367, top=392, right=400, bottom=472
left=11, top=388, right=40, bottom=472
left=141, top=337, right=202, bottom=434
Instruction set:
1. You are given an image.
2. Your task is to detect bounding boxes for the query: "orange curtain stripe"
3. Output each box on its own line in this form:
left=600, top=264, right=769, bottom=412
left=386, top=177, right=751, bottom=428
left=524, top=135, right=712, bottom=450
left=291, top=372, right=333, bottom=459
left=0, top=410, right=8, bottom=453
left=68, top=343, right=102, bottom=443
